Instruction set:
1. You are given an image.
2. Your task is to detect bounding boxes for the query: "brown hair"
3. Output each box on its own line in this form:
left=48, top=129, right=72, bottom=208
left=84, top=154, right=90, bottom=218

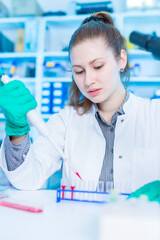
left=68, top=12, right=130, bottom=115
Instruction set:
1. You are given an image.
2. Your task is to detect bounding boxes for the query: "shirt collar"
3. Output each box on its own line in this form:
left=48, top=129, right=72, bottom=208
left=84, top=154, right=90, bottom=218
left=95, top=90, right=130, bottom=116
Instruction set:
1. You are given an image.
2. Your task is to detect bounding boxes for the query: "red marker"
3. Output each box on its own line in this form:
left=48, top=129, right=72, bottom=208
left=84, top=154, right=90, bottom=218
left=0, top=201, right=43, bottom=213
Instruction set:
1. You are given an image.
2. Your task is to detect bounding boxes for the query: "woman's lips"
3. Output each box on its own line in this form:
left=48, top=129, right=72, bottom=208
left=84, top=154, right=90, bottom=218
left=88, top=88, right=101, bottom=97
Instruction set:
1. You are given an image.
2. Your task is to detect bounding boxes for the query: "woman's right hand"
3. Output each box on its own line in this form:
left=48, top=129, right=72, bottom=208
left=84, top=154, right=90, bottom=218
left=0, top=80, right=37, bottom=136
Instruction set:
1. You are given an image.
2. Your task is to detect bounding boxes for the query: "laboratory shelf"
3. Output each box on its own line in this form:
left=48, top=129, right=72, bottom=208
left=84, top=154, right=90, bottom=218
left=44, top=14, right=90, bottom=24
left=44, top=13, right=109, bottom=27
left=43, top=51, right=68, bottom=57
left=128, top=49, right=152, bottom=57
left=130, top=76, right=160, bottom=82
left=0, top=52, right=37, bottom=59
left=123, top=10, right=160, bottom=25
left=123, top=10, right=160, bottom=18
left=18, top=77, right=36, bottom=83
left=0, top=17, right=27, bottom=29
left=0, top=17, right=28, bottom=23
left=43, top=77, right=72, bottom=82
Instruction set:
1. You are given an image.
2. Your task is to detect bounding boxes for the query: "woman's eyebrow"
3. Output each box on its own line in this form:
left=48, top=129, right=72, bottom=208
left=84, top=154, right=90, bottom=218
left=72, top=58, right=104, bottom=68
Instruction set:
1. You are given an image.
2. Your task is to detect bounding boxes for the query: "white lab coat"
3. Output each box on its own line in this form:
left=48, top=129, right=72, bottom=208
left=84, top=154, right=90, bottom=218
left=0, top=92, right=160, bottom=192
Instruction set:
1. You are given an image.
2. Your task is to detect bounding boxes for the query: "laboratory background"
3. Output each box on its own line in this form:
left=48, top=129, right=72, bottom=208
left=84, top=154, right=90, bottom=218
left=0, top=1, right=160, bottom=240
left=0, top=0, right=160, bottom=188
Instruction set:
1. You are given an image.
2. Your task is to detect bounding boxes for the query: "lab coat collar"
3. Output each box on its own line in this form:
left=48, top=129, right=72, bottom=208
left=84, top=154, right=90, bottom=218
left=123, top=92, right=138, bottom=115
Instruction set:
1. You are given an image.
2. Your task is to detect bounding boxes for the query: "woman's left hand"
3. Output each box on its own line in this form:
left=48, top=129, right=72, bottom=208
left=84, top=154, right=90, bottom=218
left=128, top=180, right=160, bottom=203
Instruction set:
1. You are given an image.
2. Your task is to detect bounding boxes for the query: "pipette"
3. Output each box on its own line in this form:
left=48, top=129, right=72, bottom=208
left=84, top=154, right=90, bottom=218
left=0, top=73, right=83, bottom=181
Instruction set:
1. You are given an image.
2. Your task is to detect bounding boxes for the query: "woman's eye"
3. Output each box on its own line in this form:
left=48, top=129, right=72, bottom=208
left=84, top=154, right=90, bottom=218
left=74, top=70, right=83, bottom=74
left=94, top=65, right=103, bottom=69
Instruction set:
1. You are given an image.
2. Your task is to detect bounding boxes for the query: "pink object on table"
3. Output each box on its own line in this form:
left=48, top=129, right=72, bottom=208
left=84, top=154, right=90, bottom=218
left=0, top=201, right=43, bottom=213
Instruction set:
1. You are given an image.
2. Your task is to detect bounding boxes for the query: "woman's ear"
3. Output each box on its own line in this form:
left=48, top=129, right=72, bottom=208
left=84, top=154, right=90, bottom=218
left=119, top=49, right=127, bottom=71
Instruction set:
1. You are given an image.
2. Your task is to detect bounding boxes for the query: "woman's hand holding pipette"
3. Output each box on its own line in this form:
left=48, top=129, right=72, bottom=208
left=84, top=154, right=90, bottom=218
left=0, top=71, right=37, bottom=136
left=0, top=70, right=83, bottom=180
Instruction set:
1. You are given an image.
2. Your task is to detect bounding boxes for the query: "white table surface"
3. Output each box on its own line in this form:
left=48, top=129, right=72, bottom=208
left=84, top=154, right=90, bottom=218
left=0, top=188, right=105, bottom=240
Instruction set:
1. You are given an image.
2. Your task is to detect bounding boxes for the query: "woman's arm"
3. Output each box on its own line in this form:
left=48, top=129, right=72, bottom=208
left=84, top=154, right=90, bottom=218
left=10, top=134, right=27, bottom=144
left=5, top=134, right=30, bottom=171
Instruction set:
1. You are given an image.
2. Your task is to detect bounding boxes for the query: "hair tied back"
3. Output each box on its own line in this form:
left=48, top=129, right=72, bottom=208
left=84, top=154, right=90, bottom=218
left=82, top=12, right=115, bottom=27
left=84, top=16, right=100, bottom=24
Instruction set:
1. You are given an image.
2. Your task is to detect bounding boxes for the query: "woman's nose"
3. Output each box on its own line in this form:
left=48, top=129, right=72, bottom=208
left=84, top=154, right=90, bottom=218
left=84, top=70, right=95, bottom=86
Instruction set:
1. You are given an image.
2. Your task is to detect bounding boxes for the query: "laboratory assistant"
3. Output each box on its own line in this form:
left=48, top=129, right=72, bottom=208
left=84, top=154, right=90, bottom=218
left=0, top=12, right=160, bottom=195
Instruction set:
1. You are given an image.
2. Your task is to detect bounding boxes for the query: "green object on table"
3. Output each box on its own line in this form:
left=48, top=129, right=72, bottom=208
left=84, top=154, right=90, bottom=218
left=128, top=180, right=160, bottom=203
left=0, top=79, right=37, bottom=136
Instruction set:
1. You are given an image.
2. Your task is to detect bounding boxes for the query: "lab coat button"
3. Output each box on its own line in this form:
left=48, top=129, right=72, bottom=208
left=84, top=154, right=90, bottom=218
left=121, top=119, right=124, bottom=122
left=119, top=155, right=122, bottom=159
left=110, top=127, right=114, bottom=132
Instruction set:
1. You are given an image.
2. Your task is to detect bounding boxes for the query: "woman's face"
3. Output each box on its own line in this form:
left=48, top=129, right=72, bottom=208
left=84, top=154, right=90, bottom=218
left=70, top=37, right=126, bottom=104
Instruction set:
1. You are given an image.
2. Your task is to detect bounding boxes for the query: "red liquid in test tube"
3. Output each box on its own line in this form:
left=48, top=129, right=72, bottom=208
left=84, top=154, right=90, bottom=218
left=61, top=185, right=66, bottom=199
left=70, top=186, right=75, bottom=199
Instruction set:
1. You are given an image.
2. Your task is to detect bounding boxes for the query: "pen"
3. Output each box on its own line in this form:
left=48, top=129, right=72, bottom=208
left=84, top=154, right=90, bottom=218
left=0, top=201, right=43, bottom=213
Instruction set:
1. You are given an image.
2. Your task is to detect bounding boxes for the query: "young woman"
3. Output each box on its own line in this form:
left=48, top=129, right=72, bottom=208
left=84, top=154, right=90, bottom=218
left=0, top=12, right=159, bottom=201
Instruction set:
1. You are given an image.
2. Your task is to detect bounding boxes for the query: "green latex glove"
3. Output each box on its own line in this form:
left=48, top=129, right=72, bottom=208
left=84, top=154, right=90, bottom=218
left=0, top=68, right=4, bottom=79
left=0, top=79, right=37, bottom=136
left=128, top=180, right=160, bottom=203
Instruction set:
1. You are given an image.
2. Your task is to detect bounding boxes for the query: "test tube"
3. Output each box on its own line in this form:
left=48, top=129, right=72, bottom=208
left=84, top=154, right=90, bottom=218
left=61, top=178, right=67, bottom=199
left=97, top=181, right=105, bottom=192
left=88, top=181, right=97, bottom=201
left=97, top=181, right=105, bottom=202
left=69, top=179, right=77, bottom=200
left=77, top=180, right=87, bottom=201
left=70, top=186, right=75, bottom=200
left=105, top=181, right=114, bottom=193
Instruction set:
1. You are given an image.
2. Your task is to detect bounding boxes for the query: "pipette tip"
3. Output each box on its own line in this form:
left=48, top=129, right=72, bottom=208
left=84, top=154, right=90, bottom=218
left=75, top=172, right=83, bottom=181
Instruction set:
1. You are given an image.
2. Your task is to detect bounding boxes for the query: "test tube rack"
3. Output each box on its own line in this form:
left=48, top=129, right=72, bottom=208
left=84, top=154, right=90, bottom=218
left=56, top=188, right=130, bottom=204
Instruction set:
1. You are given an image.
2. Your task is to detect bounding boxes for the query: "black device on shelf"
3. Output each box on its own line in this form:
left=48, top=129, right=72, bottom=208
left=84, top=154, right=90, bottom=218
left=129, top=31, right=160, bottom=60
left=42, top=11, right=66, bottom=16
left=75, top=1, right=113, bottom=14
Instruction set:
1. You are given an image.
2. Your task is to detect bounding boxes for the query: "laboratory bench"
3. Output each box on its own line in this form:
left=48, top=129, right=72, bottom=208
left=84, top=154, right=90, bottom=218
left=0, top=188, right=160, bottom=240
left=0, top=188, right=104, bottom=240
